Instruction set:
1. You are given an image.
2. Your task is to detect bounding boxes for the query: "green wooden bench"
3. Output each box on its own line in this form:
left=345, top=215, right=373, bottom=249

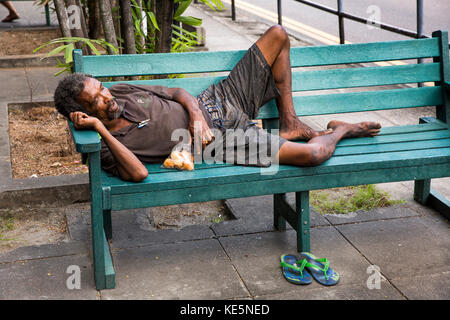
left=70, top=30, right=450, bottom=290
left=0, top=0, right=51, bottom=26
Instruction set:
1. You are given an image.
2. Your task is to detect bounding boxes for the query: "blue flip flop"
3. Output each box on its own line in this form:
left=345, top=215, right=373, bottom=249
left=280, top=254, right=312, bottom=285
left=300, top=252, right=340, bottom=286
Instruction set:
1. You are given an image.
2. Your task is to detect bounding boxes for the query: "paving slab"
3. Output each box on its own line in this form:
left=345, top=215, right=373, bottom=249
left=215, top=194, right=329, bottom=236
left=0, top=240, right=86, bottom=264
left=0, top=253, right=98, bottom=299
left=389, top=271, right=450, bottom=300
left=335, top=216, right=450, bottom=282
left=101, top=239, right=249, bottom=300
left=323, top=205, right=419, bottom=226
left=0, top=67, right=63, bottom=102
left=65, top=205, right=216, bottom=249
left=255, top=281, right=405, bottom=300
left=218, top=226, right=393, bottom=297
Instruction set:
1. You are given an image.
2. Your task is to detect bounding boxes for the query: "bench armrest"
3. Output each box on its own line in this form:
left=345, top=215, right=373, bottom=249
left=444, top=81, right=450, bottom=92
left=68, top=121, right=101, bottom=153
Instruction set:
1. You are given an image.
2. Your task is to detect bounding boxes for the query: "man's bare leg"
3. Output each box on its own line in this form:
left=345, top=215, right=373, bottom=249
left=255, top=25, right=330, bottom=141
left=1, top=1, right=19, bottom=22
left=277, top=121, right=381, bottom=166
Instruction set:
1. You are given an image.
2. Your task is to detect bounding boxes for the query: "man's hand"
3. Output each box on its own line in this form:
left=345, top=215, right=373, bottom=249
left=189, top=109, right=215, bottom=154
left=69, top=112, right=102, bottom=131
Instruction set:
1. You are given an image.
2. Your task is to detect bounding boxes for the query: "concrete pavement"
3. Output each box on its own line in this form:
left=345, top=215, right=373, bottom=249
left=0, top=2, right=449, bottom=300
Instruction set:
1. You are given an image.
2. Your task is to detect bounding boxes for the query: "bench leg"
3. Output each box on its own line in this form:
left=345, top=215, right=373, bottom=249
left=103, top=209, right=112, bottom=240
left=274, top=193, right=287, bottom=231
left=91, top=203, right=116, bottom=290
left=273, top=192, right=311, bottom=253
left=414, top=179, right=450, bottom=219
left=296, top=191, right=311, bottom=253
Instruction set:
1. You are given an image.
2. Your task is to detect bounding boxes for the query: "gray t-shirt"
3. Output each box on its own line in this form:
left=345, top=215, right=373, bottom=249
left=100, top=83, right=212, bottom=175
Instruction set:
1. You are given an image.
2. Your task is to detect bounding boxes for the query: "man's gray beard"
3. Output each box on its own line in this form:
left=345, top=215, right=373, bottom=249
left=108, top=100, right=124, bottom=120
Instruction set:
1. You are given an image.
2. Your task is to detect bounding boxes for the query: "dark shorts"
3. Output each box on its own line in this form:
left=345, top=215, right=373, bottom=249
left=197, top=44, right=287, bottom=167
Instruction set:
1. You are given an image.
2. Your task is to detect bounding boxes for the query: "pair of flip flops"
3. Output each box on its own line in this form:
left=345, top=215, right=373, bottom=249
left=280, top=252, right=340, bottom=286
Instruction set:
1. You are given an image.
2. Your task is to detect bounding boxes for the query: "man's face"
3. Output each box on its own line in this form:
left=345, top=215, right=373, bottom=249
left=78, top=77, right=121, bottom=122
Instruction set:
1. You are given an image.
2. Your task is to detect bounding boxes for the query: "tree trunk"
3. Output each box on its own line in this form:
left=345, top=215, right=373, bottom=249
left=88, top=0, right=103, bottom=39
left=98, top=0, right=119, bottom=55
left=120, top=0, right=136, bottom=55
left=65, top=0, right=85, bottom=52
left=120, top=0, right=138, bottom=80
left=54, top=0, right=71, bottom=39
left=110, top=0, right=121, bottom=53
left=154, top=0, right=174, bottom=54
left=135, top=0, right=145, bottom=53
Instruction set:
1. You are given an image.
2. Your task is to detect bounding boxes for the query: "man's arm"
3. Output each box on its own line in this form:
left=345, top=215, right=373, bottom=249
left=70, top=112, right=148, bottom=182
left=167, top=88, right=214, bottom=153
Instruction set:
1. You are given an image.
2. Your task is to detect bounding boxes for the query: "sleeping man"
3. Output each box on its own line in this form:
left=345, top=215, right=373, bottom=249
left=54, top=25, right=381, bottom=182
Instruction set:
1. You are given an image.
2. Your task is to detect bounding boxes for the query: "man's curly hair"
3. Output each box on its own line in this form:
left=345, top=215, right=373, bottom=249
left=54, top=73, right=94, bottom=119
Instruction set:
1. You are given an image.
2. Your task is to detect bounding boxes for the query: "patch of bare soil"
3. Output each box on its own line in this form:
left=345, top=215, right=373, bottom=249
left=8, top=106, right=89, bottom=179
left=0, top=206, right=67, bottom=254
left=0, top=28, right=62, bottom=56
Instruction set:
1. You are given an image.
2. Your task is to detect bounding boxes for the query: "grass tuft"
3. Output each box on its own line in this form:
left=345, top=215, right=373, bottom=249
left=310, top=185, right=404, bottom=215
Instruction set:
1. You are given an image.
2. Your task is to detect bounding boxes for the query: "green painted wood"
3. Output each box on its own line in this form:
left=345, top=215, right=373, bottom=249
left=102, top=231, right=116, bottom=289
left=88, top=151, right=107, bottom=290
left=68, top=121, right=101, bottom=153
left=428, top=189, right=450, bottom=219
left=103, top=75, right=226, bottom=97
left=257, top=86, right=443, bottom=118
left=272, top=192, right=311, bottom=252
left=335, top=130, right=450, bottom=148
left=289, top=38, right=440, bottom=67
left=432, top=31, right=450, bottom=124
left=102, top=63, right=441, bottom=96
left=109, top=163, right=450, bottom=210
left=103, top=147, right=450, bottom=195
left=273, top=194, right=287, bottom=231
left=296, top=191, right=310, bottom=253
left=414, top=179, right=430, bottom=204
left=80, top=50, right=247, bottom=77
left=79, top=38, right=440, bottom=77
left=290, top=63, right=441, bottom=92
left=103, top=209, right=112, bottom=240
left=73, top=49, right=83, bottom=73
left=333, top=139, right=450, bottom=156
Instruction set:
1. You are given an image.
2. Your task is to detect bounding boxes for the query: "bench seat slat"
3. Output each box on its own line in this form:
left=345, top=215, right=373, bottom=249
left=109, top=163, right=449, bottom=210
left=333, top=138, right=450, bottom=156
left=257, top=86, right=443, bottom=118
left=103, top=145, right=450, bottom=195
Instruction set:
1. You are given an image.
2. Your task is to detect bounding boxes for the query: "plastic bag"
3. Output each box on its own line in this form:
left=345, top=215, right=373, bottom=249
left=162, top=150, right=194, bottom=171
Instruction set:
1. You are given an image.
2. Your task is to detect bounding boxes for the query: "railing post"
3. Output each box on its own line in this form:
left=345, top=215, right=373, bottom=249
left=231, top=0, right=236, bottom=21
left=278, top=0, right=282, bottom=25
left=337, top=0, right=345, bottom=44
left=417, top=0, right=424, bottom=87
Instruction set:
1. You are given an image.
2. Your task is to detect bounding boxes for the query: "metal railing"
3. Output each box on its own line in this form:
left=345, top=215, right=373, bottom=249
left=226, top=0, right=450, bottom=48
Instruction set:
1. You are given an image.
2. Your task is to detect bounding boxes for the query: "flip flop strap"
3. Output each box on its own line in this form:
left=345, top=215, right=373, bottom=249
left=280, top=258, right=308, bottom=277
left=306, top=258, right=330, bottom=280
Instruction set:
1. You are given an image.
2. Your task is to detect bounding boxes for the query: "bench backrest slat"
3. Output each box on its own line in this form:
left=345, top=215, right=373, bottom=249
left=73, top=32, right=449, bottom=122
left=76, top=38, right=440, bottom=78
left=258, top=86, right=443, bottom=118
left=103, top=62, right=441, bottom=96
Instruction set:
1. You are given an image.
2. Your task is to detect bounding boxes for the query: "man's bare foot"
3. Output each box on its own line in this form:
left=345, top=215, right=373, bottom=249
left=2, top=13, right=19, bottom=22
left=327, top=120, right=381, bottom=138
left=280, top=118, right=332, bottom=141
